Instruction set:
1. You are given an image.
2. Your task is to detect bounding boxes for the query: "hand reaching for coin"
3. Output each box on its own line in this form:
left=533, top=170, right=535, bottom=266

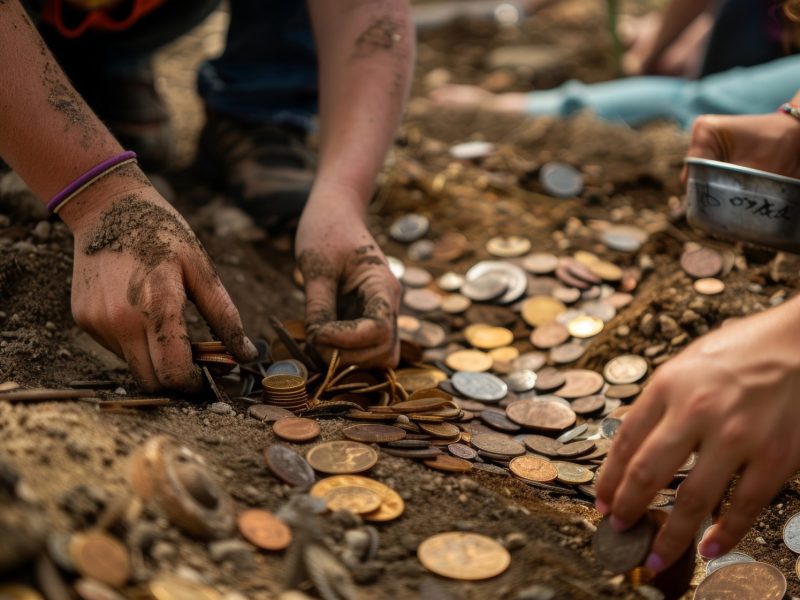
left=64, top=184, right=257, bottom=392
left=683, top=112, right=800, bottom=182
left=295, top=186, right=401, bottom=369
left=595, top=296, right=800, bottom=573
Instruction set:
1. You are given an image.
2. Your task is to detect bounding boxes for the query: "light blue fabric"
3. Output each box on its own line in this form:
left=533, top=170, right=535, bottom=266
left=525, top=53, right=800, bottom=128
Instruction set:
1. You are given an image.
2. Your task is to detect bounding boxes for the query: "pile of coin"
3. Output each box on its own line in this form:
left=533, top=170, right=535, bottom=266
left=192, top=341, right=237, bottom=373
left=262, top=374, right=310, bottom=412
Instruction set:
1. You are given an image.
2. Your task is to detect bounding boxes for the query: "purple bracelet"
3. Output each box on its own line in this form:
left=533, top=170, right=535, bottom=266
left=47, top=150, right=138, bottom=213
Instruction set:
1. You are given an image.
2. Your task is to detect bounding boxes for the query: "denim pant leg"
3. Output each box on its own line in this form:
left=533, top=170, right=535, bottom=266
left=197, top=0, right=318, bottom=131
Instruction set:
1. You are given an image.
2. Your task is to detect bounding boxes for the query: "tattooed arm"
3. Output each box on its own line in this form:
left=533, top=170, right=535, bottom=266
left=0, top=0, right=256, bottom=390
left=296, top=0, right=413, bottom=368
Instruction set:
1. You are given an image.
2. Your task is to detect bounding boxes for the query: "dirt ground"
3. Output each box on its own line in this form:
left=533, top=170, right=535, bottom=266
left=3, top=1, right=800, bottom=599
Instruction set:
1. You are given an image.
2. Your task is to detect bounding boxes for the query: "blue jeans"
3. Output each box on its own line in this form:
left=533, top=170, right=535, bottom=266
left=28, top=0, right=318, bottom=131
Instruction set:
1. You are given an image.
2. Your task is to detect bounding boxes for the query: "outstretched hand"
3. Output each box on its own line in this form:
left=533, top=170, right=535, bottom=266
left=295, top=186, right=400, bottom=369
left=65, top=185, right=257, bottom=392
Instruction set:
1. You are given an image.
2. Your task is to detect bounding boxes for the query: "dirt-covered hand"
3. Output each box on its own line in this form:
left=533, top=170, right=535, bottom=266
left=595, top=298, right=800, bottom=573
left=684, top=112, right=800, bottom=182
left=65, top=186, right=257, bottom=392
left=295, top=189, right=400, bottom=369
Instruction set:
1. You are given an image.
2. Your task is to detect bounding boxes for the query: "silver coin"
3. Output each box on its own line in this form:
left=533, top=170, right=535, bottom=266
left=580, top=300, right=617, bottom=323
left=556, top=423, right=588, bottom=444
left=504, top=370, right=537, bottom=393
left=407, top=239, right=435, bottom=261
left=603, top=355, right=649, bottom=385
left=387, top=256, right=406, bottom=280
left=512, top=352, right=547, bottom=372
left=390, top=214, right=430, bottom=243
left=437, top=271, right=465, bottom=292
left=600, top=225, right=649, bottom=252
left=706, top=552, right=755, bottom=575
left=600, top=417, right=622, bottom=439
left=466, top=261, right=528, bottom=304
left=460, top=271, right=509, bottom=302
left=784, top=512, right=800, bottom=553
left=556, top=308, right=586, bottom=326
left=450, top=140, right=494, bottom=160
left=267, top=360, right=308, bottom=379
left=451, top=372, right=508, bottom=402
left=601, top=398, right=622, bottom=416
left=540, top=161, right=583, bottom=198
left=550, top=342, right=585, bottom=364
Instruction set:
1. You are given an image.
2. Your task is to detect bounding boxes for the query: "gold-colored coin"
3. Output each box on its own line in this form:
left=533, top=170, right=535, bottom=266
left=589, top=260, right=623, bottom=282
left=567, top=315, right=604, bottom=338
left=508, top=455, right=558, bottom=483
left=322, top=486, right=382, bottom=514
left=310, top=475, right=404, bottom=521
left=488, top=346, right=519, bottom=363
left=573, top=251, right=599, bottom=266
left=305, top=441, right=379, bottom=474
left=149, top=577, right=222, bottom=600
left=0, top=585, right=44, bottom=600
left=521, top=296, right=567, bottom=327
left=445, top=349, right=493, bottom=372
left=466, top=326, right=514, bottom=350
left=69, top=531, right=130, bottom=588
left=552, top=461, right=595, bottom=485
left=486, top=235, right=531, bottom=258
left=262, top=374, right=306, bottom=391
left=394, top=368, right=447, bottom=393
left=418, top=532, right=511, bottom=580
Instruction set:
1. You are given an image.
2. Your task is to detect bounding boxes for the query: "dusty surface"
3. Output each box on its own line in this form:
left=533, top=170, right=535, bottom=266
left=2, top=1, right=800, bottom=599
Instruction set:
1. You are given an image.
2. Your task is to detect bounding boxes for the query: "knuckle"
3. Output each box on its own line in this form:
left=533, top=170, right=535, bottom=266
left=684, top=393, right=716, bottom=421
left=718, top=419, right=748, bottom=448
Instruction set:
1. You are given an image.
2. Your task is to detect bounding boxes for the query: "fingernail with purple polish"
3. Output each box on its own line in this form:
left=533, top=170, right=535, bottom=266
left=610, top=515, right=626, bottom=532
left=595, top=499, right=609, bottom=515
left=645, top=553, right=664, bottom=573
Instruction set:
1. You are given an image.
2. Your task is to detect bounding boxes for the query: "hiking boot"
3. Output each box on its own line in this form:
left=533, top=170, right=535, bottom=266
left=196, top=111, right=315, bottom=226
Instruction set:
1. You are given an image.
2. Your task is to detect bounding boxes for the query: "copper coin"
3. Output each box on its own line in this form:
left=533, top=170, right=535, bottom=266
left=681, top=246, right=722, bottom=278
left=402, top=266, right=433, bottom=288
left=418, top=532, right=510, bottom=581
left=424, top=455, right=474, bottom=473
left=534, top=367, right=566, bottom=391
left=432, top=232, right=469, bottom=262
left=441, top=293, right=471, bottom=314
left=531, top=322, right=570, bottom=349
left=607, top=292, right=634, bottom=309
left=571, top=394, right=605, bottom=415
left=694, top=562, right=786, bottom=599
left=264, top=445, right=316, bottom=487
left=392, top=398, right=449, bottom=414
left=556, top=439, right=595, bottom=458
left=343, top=424, right=406, bottom=443
left=383, top=447, right=442, bottom=459
left=445, top=349, right=493, bottom=373
left=68, top=532, right=130, bottom=587
left=237, top=509, right=292, bottom=550
left=506, top=399, right=576, bottom=431
left=522, top=253, right=559, bottom=274
left=306, top=441, right=378, bottom=474
left=465, top=304, right=517, bottom=327
left=556, top=369, right=605, bottom=398
left=522, top=434, right=563, bottom=457
left=448, top=443, right=478, bottom=460
left=592, top=514, right=657, bottom=574
left=512, top=352, right=547, bottom=372
left=418, top=422, right=461, bottom=438
left=273, top=417, right=320, bottom=442
left=694, top=277, right=725, bottom=295
left=148, top=577, right=221, bottom=600
left=605, top=383, right=641, bottom=399
left=509, top=455, right=558, bottom=483
left=603, top=355, right=648, bottom=385
left=589, top=260, right=623, bottom=282
left=322, top=486, right=383, bottom=514
left=480, top=410, right=521, bottom=433
left=471, top=432, right=525, bottom=457
left=310, top=475, right=404, bottom=522
left=550, top=342, right=585, bottom=364
left=404, top=288, right=443, bottom=312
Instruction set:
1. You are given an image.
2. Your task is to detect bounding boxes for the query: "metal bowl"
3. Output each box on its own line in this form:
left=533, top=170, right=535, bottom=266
left=685, top=157, right=800, bottom=253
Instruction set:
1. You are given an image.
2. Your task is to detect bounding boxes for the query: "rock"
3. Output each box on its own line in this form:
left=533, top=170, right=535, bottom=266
left=329, top=509, right=362, bottom=530
left=637, top=585, right=665, bottom=600
left=639, top=313, right=656, bottom=337
left=516, top=584, right=556, bottom=600
left=209, top=539, right=254, bottom=566
left=209, top=402, right=234, bottom=416
left=503, top=532, right=528, bottom=551
left=658, top=315, right=681, bottom=338
left=32, top=220, right=51, bottom=242
left=150, top=541, right=177, bottom=562
left=12, top=240, right=36, bottom=253
left=126, top=521, right=163, bottom=553
left=58, top=484, right=107, bottom=528
left=212, top=205, right=265, bottom=242
left=343, top=530, right=371, bottom=562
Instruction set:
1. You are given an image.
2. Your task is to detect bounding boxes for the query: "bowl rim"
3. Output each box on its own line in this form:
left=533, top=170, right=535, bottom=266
left=685, top=157, right=800, bottom=187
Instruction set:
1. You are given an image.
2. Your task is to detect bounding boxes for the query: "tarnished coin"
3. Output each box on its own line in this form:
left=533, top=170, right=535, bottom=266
left=310, top=475, right=404, bottom=522
left=512, top=352, right=547, bottom=372
left=68, top=532, right=130, bottom=587
left=480, top=410, right=521, bottom=433
left=306, top=441, right=378, bottom=474
left=441, top=293, right=471, bottom=314
left=273, top=417, right=320, bottom=442
left=605, top=383, right=641, bottom=399
left=556, top=370, right=605, bottom=398
left=424, top=455, right=474, bottom=473
left=509, top=456, right=558, bottom=483
left=392, top=397, right=450, bottom=412
left=694, top=278, right=725, bottom=295
left=681, top=247, right=722, bottom=278
left=486, top=236, right=531, bottom=258
left=390, top=214, right=430, bottom=242
left=540, top=161, right=583, bottom=198
left=571, top=394, right=605, bottom=415
left=553, top=461, right=594, bottom=485
left=419, top=421, right=461, bottom=438
left=531, top=322, right=570, bottom=349
left=783, top=511, right=800, bottom=552
left=264, top=445, right=316, bottom=487
left=603, top=355, right=648, bottom=385
left=451, top=372, right=508, bottom=402
left=322, top=486, right=383, bottom=515
left=445, top=349, right=493, bottom=373
left=521, top=296, right=566, bottom=327
left=471, top=433, right=525, bottom=458
left=706, top=552, right=755, bottom=575
left=343, top=424, right=406, bottom=443
left=404, top=288, right=443, bottom=313
left=504, top=370, right=537, bottom=393
left=448, top=443, right=478, bottom=461
left=556, top=440, right=595, bottom=458
left=418, top=532, right=511, bottom=580
left=0, top=585, right=44, bottom=600
left=601, top=417, right=622, bottom=439
left=592, top=514, right=657, bottom=574
left=694, top=561, right=786, bottom=599
left=522, top=434, right=563, bottom=457
left=522, top=253, right=559, bottom=274
left=506, top=399, right=576, bottom=431
left=534, top=367, right=566, bottom=392
left=601, top=225, right=649, bottom=252
left=415, top=321, right=447, bottom=348
left=582, top=300, right=617, bottom=323
left=467, top=326, right=514, bottom=350
left=433, top=232, right=469, bottom=262
left=408, top=239, right=435, bottom=261
left=552, top=285, right=581, bottom=304
left=567, top=315, right=604, bottom=338
left=237, top=509, right=292, bottom=550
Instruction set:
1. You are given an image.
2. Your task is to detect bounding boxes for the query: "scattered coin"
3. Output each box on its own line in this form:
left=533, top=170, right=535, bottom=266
left=471, top=433, right=526, bottom=457
left=432, top=233, right=469, bottom=262
left=451, top=372, right=508, bottom=402
left=310, top=475, right=404, bottom=522
left=68, top=532, right=130, bottom=587
left=531, top=322, right=570, bottom=349
left=556, top=370, right=605, bottom=398
left=694, top=278, right=725, bottom=295
left=601, top=417, right=622, bottom=439
left=343, top=424, right=406, bottom=444
left=418, top=532, right=511, bottom=580
left=521, top=296, right=567, bottom=327
left=567, top=315, right=604, bottom=338
left=264, top=445, right=316, bottom=487
left=448, top=443, right=478, bottom=461
left=273, top=417, right=320, bottom=442
left=467, top=326, right=514, bottom=350
left=424, top=455, right=474, bottom=473
left=237, top=509, right=292, bottom=550
left=534, top=367, right=566, bottom=391
left=681, top=246, right=723, bottom=278
left=488, top=346, right=519, bottom=364
left=480, top=409, right=521, bottom=433
left=504, top=370, right=537, bottom=393
left=603, top=355, right=648, bottom=385
left=322, top=486, right=383, bottom=515
left=408, top=239, right=435, bottom=261
left=512, top=352, right=548, bottom=372
left=553, top=461, right=594, bottom=485
left=592, top=514, right=657, bottom=574
left=148, top=577, right=222, bottom=600
left=306, top=441, right=378, bottom=474
left=403, top=266, right=434, bottom=288
left=445, top=349, right=493, bottom=372
left=465, top=261, right=528, bottom=304
left=540, top=161, right=583, bottom=198
left=605, top=383, right=641, bottom=399
left=601, top=225, right=649, bottom=252
left=589, top=260, right=623, bottom=282
left=522, top=434, right=563, bottom=457
left=506, top=399, right=576, bottom=431
left=404, top=289, right=443, bottom=312
left=387, top=256, right=406, bottom=279
left=706, top=552, right=755, bottom=575
left=521, top=252, right=560, bottom=275
left=571, top=394, right=605, bottom=415
left=461, top=272, right=509, bottom=302
left=557, top=439, right=595, bottom=458
left=486, top=235, right=531, bottom=258
left=694, top=561, right=786, bottom=599
left=390, top=214, right=430, bottom=242
left=509, top=455, right=558, bottom=483
left=441, top=293, right=471, bottom=314
left=783, top=512, right=800, bottom=552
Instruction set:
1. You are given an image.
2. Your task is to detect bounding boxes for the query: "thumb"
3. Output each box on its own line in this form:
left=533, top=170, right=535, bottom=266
left=683, top=115, right=730, bottom=184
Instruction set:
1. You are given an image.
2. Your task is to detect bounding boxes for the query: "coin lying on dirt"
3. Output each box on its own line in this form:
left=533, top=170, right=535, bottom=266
left=592, top=513, right=657, bottom=574
left=783, top=511, right=800, bottom=552
left=509, top=456, right=557, bottom=483
left=706, top=552, right=755, bottom=575
left=306, top=441, right=378, bottom=475
left=273, top=417, right=320, bottom=442
left=418, top=532, right=511, bottom=580
left=237, top=509, right=292, bottom=551
left=603, top=355, right=648, bottom=385
left=310, top=475, right=404, bottom=522
left=69, top=531, right=130, bottom=587
left=321, top=486, right=383, bottom=515
left=343, top=424, right=406, bottom=443
left=694, top=561, right=786, bottom=600
left=264, top=445, right=316, bottom=488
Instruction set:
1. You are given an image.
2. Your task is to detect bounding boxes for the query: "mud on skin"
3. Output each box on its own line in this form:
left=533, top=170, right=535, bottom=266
left=42, top=62, right=97, bottom=150
left=354, top=15, right=403, bottom=58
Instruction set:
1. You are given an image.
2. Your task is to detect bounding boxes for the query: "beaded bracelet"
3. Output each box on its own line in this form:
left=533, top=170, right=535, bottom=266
left=778, top=102, right=800, bottom=122
left=47, top=150, right=138, bottom=214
